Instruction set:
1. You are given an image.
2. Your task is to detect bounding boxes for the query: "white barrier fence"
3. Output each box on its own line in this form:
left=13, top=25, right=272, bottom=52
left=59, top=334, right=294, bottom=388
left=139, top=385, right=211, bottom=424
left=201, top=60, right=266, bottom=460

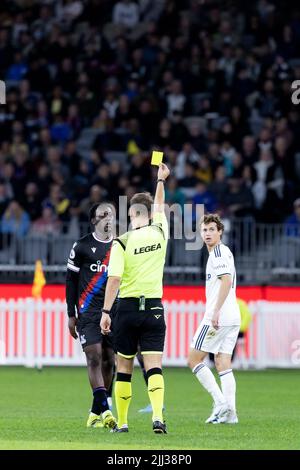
left=0, top=298, right=300, bottom=368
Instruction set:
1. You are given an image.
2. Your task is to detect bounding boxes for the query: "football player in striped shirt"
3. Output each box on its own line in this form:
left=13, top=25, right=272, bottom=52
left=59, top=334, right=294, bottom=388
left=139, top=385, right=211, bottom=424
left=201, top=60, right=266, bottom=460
left=66, top=203, right=117, bottom=430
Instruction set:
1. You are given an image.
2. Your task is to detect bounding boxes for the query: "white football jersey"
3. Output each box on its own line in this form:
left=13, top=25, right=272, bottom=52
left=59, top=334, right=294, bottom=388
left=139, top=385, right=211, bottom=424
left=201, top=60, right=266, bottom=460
left=204, top=243, right=241, bottom=326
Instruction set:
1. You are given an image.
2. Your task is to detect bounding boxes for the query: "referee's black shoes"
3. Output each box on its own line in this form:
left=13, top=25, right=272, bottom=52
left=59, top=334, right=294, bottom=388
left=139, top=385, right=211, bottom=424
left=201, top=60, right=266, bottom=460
left=153, top=420, right=167, bottom=434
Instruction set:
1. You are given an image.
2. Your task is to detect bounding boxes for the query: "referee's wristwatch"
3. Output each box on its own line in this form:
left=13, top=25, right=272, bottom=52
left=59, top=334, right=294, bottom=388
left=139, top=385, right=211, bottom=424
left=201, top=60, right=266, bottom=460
left=157, top=179, right=165, bottom=183
left=101, top=308, right=110, bottom=314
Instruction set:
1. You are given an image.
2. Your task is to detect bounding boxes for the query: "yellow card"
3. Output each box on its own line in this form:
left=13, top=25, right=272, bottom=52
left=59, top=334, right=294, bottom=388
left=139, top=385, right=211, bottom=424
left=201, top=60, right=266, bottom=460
left=151, top=151, right=163, bottom=166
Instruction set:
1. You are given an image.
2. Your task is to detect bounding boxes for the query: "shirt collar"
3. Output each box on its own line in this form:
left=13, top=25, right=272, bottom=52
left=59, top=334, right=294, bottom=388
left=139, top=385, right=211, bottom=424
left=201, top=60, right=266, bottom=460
left=92, top=232, right=113, bottom=243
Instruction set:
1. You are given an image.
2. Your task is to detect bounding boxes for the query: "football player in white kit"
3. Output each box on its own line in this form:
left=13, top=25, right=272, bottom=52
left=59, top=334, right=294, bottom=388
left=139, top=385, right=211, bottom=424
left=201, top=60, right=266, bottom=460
left=188, top=214, right=240, bottom=424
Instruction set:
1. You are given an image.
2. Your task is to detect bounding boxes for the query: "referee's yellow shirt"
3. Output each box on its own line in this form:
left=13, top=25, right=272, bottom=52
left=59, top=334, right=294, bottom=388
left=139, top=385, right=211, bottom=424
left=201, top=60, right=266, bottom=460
left=108, top=212, right=168, bottom=298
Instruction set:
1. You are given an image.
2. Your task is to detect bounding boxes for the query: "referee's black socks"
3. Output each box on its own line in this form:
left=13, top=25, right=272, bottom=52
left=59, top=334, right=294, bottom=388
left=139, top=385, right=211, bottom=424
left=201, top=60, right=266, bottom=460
left=147, top=368, right=164, bottom=422
left=115, top=372, right=132, bottom=427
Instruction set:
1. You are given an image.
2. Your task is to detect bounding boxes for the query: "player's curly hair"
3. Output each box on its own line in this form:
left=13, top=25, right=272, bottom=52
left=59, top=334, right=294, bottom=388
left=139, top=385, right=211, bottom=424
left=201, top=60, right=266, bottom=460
left=200, top=213, right=224, bottom=233
left=89, top=202, right=114, bottom=225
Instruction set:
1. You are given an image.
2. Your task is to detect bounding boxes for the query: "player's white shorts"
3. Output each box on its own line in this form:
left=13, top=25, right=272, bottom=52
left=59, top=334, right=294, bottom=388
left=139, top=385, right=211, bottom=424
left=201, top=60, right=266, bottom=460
left=191, top=320, right=240, bottom=355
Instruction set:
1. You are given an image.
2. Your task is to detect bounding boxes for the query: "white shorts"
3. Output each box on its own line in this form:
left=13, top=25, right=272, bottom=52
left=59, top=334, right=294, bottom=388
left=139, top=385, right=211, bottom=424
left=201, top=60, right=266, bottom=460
left=191, top=321, right=240, bottom=355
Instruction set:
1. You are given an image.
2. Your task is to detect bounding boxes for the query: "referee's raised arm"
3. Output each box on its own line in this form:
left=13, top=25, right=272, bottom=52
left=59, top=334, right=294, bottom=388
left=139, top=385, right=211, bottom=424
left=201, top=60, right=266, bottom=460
left=153, top=163, right=170, bottom=213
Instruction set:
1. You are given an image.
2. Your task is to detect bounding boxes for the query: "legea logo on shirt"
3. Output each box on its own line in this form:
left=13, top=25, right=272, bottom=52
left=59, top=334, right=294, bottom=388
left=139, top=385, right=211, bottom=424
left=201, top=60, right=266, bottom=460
left=90, top=261, right=108, bottom=272
left=134, top=243, right=161, bottom=254
left=206, top=273, right=211, bottom=280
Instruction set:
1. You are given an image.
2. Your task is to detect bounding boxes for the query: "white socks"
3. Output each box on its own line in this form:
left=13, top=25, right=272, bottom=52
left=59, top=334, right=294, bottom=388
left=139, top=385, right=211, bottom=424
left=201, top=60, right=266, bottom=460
left=219, top=369, right=236, bottom=411
left=192, top=363, right=226, bottom=405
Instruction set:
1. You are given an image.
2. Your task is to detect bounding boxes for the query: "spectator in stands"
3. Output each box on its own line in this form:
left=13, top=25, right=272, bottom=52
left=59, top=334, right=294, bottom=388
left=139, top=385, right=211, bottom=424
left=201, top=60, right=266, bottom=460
left=109, top=161, right=123, bottom=203
left=0, top=200, right=30, bottom=239
left=91, top=164, right=111, bottom=193
left=79, top=185, right=105, bottom=222
left=166, top=80, right=186, bottom=120
left=23, top=182, right=41, bottom=222
left=284, top=199, right=300, bottom=237
left=55, top=0, right=84, bottom=25
left=195, top=156, right=213, bottom=184
left=33, top=127, right=52, bottom=161
left=114, top=94, right=132, bottom=128
left=31, top=206, right=61, bottom=236
left=43, top=184, right=70, bottom=224
left=62, top=140, right=81, bottom=177
left=0, top=162, right=16, bottom=202
left=175, top=143, right=201, bottom=180
left=187, top=120, right=207, bottom=155
left=103, top=91, right=120, bottom=120
left=256, top=80, right=279, bottom=117
left=35, top=164, right=52, bottom=201
left=223, top=178, right=254, bottom=218
left=231, top=153, right=245, bottom=179
left=156, top=118, right=172, bottom=149
left=273, top=135, right=295, bottom=183
left=220, top=140, right=237, bottom=176
left=0, top=181, right=11, bottom=218
left=72, top=159, right=91, bottom=198
left=139, top=0, right=165, bottom=23
left=6, top=51, right=27, bottom=82
left=169, top=112, right=189, bottom=151
left=47, top=146, right=70, bottom=182
left=112, top=0, right=140, bottom=30
left=252, top=149, right=284, bottom=221
left=192, top=181, right=216, bottom=221
left=178, top=163, right=199, bottom=199
left=165, top=176, right=185, bottom=209
left=128, top=153, right=150, bottom=190
left=208, top=166, right=228, bottom=207
left=51, top=115, right=72, bottom=144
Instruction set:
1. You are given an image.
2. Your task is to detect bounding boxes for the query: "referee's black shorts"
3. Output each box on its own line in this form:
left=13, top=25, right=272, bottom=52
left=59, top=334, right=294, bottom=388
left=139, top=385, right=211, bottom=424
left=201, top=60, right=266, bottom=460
left=114, top=298, right=166, bottom=358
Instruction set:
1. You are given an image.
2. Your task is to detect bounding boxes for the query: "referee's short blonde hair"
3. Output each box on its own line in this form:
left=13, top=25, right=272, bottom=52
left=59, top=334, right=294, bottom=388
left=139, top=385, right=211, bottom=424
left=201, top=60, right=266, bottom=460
left=130, top=192, right=153, bottom=217
left=200, top=213, right=224, bottom=233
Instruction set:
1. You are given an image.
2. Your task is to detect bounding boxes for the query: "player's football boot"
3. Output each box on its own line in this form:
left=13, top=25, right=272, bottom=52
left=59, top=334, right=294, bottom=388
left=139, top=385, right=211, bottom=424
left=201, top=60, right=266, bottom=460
left=153, top=420, right=167, bottom=434
left=86, top=412, right=104, bottom=428
left=102, top=410, right=117, bottom=429
left=111, top=424, right=129, bottom=433
left=205, top=403, right=230, bottom=424
left=222, top=409, right=239, bottom=424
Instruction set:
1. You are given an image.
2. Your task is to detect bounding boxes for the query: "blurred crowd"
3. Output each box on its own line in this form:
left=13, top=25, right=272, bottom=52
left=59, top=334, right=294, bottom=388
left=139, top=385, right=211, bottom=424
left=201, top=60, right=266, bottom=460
left=0, top=0, right=300, bottom=239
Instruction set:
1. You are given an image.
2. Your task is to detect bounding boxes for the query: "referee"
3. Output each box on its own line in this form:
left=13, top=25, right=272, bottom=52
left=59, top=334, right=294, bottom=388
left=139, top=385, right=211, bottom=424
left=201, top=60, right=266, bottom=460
left=100, top=163, right=170, bottom=434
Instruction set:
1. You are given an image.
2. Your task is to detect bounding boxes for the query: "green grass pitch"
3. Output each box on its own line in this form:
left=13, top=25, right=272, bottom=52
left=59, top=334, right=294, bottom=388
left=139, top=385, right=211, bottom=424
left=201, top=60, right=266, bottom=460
left=0, top=367, right=299, bottom=450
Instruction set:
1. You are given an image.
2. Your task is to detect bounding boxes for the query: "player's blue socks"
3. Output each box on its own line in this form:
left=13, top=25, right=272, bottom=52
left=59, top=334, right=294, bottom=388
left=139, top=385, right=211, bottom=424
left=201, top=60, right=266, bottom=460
left=92, top=386, right=109, bottom=415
